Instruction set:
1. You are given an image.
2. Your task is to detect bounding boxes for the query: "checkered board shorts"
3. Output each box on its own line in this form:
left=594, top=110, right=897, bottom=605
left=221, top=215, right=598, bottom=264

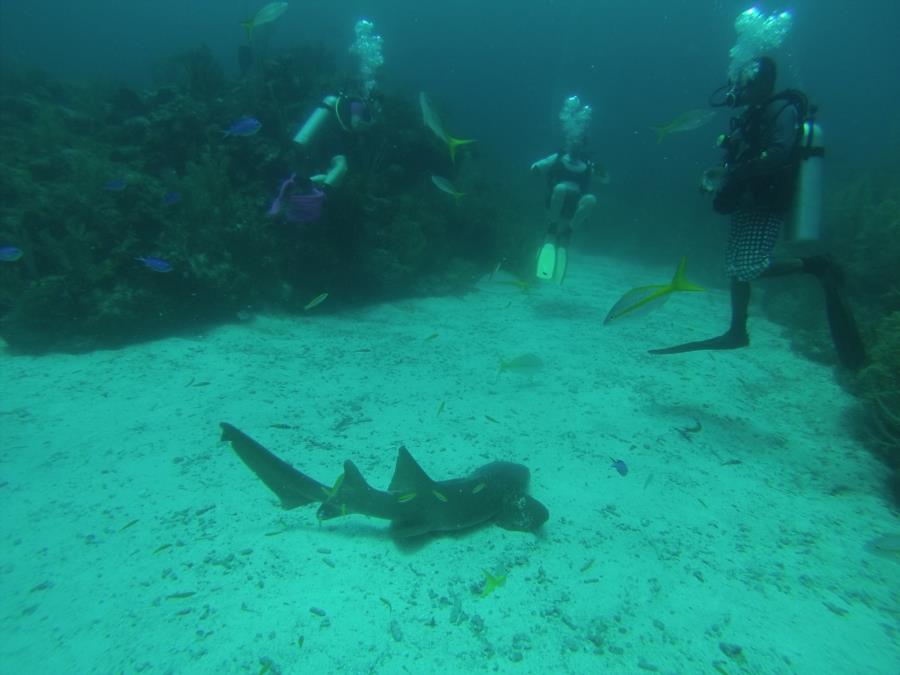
left=725, top=207, right=784, bottom=281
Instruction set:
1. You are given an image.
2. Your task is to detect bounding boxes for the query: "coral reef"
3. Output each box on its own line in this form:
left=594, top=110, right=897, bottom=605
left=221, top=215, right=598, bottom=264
left=0, top=47, right=512, bottom=353
left=824, top=163, right=900, bottom=498
left=854, top=311, right=900, bottom=465
left=754, top=159, right=900, bottom=499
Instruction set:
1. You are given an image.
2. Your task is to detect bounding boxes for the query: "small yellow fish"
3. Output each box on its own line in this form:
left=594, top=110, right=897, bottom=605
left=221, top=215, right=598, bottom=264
left=431, top=175, right=465, bottom=199
left=241, top=2, right=289, bottom=42
left=304, top=292, right=329, bottom=311
left=436, top=400, right=445, bottom=416
left=650, top=108, right=717, bottom=143
left=418, top=92, right=476, bottom=162
left=498, top=353, right=544, bottom=375
left=477, top=264, right=533, bottom=295
left=481, top=569, right=507, bottom=598
left=603, top=257, right=703, bottom=324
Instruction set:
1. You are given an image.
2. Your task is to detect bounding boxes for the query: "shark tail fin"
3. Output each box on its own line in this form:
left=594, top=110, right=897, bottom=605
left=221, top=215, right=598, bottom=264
left=670, top=256, right=705, bottom=292
left=220, top=422, right=329, bottom=509
left=650, top=125, right=667, bottom=144
left=448, top=136, right=476, bottom=163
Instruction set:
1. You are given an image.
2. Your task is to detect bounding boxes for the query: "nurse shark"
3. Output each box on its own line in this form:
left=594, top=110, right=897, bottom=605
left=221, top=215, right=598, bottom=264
left=220, top=423, right=549, bottom=539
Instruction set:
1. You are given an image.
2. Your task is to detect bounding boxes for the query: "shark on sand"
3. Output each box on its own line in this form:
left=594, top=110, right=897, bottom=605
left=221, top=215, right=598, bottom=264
left=220, top=423, right=549, bottom=540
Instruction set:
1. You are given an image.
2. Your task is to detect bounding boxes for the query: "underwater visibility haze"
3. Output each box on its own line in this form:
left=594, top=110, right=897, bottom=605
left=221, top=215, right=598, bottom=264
left=1, top=1, right=899, bottom=673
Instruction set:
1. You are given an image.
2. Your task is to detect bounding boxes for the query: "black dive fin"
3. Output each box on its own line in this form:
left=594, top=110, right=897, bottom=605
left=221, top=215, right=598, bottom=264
left=822, top=280, right=866, bottom=371
left=220, top=422, right=330, bottom=509
left=649, top=329, right=749, bottom=355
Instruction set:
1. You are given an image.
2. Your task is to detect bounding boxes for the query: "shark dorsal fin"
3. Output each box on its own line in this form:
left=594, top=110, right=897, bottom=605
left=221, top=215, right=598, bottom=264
left=388, top=447, right=435, bottom=493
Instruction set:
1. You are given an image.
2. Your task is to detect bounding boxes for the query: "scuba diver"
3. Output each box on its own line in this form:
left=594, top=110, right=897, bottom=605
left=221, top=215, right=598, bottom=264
left=531, top=95, right=605, bottom=284
left=294, top=93, right=378, bottom=186
left=270, top=19, right=385, bottom=223
left=268, top=93, right=379, bottom=224
left=650, top=56, right=865, bottom=370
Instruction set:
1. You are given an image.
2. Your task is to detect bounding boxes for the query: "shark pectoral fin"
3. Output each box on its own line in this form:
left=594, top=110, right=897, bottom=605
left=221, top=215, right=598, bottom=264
left=388, top=518, right=434, bottom=539
left=220, top=422, right=328, bottom=510
left=495, top=494, right=549, bottom=532
left=316, top=497, right=348, bottom=521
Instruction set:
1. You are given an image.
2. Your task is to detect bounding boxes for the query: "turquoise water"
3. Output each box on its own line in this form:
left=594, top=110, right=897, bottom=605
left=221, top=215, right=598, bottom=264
left=1, top=2, right=898, bottom=673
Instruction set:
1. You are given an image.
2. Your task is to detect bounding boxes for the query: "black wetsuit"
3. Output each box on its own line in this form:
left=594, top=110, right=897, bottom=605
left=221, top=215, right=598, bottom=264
left=546, top=153, right=593, bottom=218
left=714, top=93, right=802, bottom=280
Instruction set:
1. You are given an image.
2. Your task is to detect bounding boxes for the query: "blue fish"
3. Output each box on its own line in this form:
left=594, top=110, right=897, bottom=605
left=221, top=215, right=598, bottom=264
left=105, top=178, right=128, bottom=191
left=163, top=191, right=182, bottom=206
left=0, top=246, right=23, bottom=262
left=224, top=116, right=261, bottom=137
left=610, top=458, right=628, bottom=477
left=136, top=256, right=172, bottom=273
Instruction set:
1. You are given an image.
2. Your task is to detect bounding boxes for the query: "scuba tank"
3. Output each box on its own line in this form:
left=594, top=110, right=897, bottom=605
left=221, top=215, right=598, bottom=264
left=293, top=96, right=338, bottom=146
left=788, top=120, right=825, bottom=242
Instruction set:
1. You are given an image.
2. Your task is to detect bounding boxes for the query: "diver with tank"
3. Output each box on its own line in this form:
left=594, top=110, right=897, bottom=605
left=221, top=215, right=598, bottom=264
left=531, top=95, right=608, bottom=284
left=269, top=19, right=384, bottom=224
left=651, top=7, right=865, bottom=370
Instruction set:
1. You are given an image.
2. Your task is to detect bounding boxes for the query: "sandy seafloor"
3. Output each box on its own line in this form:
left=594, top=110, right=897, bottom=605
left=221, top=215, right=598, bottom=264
left=1, top=252, right=898, bottom=675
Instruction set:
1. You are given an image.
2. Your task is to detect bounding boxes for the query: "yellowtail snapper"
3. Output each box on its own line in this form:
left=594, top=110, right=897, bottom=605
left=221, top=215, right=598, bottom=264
left=498, top=353, right=544, bottom=376
left=603, top=257, right=703, bottom=324
left=304, top=293, right=328, bottom=311
left=650, top=109, right=717, bottom=143
left=241, top=2, right=289, bottom=42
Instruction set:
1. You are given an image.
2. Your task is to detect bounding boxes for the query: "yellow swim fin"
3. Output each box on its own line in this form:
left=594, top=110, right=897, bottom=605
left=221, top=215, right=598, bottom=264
left=536, top=242, right=556, bottom=279
left=552, top=247, right=568, bottom=284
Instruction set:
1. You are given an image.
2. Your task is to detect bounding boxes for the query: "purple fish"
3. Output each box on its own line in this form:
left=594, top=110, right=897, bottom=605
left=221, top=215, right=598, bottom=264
left=105, top=178, right=127, bottom=191
left=224, top=116, right=261, bottom=137
left=136, top=256, right=172, bottom=273
left=163, top=191, right=182, bottom=206
left=0, top=246, right=23, bottom=262
left=610, top=458, right=628, bottom=477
